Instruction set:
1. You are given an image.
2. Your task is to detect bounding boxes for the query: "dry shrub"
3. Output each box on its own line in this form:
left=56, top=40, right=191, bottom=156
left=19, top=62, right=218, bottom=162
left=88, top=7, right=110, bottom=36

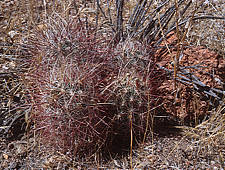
left=188, top=0, right=225, bottom=56
left=25, top=13, right=164, bottom=158
left=183, top=101, right=225, bottom=166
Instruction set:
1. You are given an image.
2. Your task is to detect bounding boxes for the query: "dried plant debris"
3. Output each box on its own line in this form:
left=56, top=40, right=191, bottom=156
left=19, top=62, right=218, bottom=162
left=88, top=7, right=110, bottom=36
left=181, top=101, right=225, bottom=169
left=188, top=0, right=225, bottom=56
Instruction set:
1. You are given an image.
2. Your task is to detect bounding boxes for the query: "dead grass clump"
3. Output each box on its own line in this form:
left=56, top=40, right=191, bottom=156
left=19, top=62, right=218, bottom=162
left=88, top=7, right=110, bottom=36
left=183, top=100, right=225, bottom=167
left=188, top=0, right=225, bottom=56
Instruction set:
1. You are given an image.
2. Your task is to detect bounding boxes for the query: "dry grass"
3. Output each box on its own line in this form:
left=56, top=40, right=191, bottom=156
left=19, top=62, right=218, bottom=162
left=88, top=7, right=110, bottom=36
left=182, top=99, right=225, bottom=166
left=188, top=0, right=225, bottom=56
